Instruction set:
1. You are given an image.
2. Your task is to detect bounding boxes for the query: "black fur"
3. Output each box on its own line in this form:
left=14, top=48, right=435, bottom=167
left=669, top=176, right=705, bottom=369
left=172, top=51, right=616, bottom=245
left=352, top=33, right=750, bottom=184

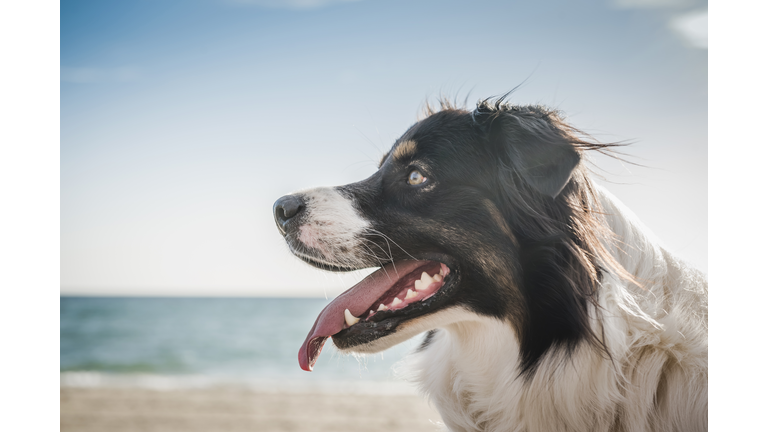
left=279, top=96, right=622, bottom=374
left=417, top=329, right=439, bottom=353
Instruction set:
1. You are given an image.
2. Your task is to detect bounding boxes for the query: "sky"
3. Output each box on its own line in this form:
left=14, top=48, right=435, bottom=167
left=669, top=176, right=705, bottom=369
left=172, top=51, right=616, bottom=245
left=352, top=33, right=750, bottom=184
left=60, top=0, right=708, bottom=297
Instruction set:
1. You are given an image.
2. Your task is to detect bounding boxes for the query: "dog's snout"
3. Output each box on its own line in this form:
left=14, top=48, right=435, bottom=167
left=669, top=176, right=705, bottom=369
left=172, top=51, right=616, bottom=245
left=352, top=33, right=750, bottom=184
left=273, top=195, right=304, bottom=234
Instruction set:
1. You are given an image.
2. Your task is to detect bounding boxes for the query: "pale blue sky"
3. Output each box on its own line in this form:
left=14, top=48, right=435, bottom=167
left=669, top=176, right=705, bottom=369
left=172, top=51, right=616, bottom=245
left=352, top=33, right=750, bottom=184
left=60, top=0, right=707, bottom=296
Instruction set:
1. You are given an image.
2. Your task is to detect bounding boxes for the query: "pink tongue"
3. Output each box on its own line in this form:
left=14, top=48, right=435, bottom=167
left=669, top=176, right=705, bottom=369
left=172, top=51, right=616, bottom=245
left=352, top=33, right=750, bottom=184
left=298, top=260, right=430, bottom=371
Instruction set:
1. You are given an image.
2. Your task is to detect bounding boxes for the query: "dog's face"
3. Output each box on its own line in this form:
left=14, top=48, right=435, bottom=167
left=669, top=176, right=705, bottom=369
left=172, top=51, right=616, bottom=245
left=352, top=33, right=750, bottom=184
left=274, top=101, right=594, bottom=372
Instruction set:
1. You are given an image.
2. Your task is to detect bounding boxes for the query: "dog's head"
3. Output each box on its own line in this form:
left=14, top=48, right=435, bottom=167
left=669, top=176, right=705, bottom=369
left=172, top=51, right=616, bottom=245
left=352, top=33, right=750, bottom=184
left=274, top=98, right=613, bottom=373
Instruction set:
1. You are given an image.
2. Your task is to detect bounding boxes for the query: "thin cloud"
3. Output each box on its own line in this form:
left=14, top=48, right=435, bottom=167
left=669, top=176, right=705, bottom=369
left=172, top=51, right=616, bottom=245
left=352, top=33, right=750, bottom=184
left=670, top=9, right=707, bottom=49
left=609, top=0, right=707, bottom=50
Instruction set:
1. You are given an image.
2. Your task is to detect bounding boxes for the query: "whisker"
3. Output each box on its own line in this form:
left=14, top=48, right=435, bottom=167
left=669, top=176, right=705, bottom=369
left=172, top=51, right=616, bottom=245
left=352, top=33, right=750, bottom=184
left=361, top=238, right=393, bottom=262
left=362, top=231, right=401, bottom=279
left=359, top=240, right=394, bottom=282
left=366, top=228, right=420, bottom=262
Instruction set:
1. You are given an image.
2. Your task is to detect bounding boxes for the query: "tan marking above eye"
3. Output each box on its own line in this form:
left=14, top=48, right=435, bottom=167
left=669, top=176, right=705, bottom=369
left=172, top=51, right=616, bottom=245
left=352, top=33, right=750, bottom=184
left=392, top=140, right=417, bottom=162
left=407, top=169, right=426, bottom=185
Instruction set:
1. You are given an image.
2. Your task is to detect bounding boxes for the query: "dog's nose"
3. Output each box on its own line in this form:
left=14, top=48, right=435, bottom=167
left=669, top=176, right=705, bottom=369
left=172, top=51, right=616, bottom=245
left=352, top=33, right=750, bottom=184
left=273, top=195, right=304, bottom=234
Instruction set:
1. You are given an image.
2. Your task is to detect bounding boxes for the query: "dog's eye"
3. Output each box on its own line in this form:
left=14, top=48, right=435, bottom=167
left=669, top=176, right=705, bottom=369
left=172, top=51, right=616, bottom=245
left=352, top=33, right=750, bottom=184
left=407, top=169, right=427, bottom=185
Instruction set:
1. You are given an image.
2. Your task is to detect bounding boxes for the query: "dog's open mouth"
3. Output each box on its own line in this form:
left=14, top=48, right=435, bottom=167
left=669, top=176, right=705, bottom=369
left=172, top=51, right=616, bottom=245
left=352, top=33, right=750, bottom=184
left=299, top=259, right=453, bottom=371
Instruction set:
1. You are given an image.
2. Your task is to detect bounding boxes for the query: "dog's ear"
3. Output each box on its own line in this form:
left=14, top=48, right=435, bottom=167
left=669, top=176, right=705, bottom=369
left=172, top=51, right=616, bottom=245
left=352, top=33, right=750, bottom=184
left=477, top=107, right=581, bottom=198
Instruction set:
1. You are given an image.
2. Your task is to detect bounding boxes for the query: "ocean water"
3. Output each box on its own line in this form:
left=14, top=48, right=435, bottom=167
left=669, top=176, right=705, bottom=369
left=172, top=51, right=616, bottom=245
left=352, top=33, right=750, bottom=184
left=60, top=297, right=425, bottom=394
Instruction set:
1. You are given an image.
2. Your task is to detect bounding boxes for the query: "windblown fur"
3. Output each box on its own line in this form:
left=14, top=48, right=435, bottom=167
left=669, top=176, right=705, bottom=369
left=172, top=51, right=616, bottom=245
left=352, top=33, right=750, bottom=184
left=404, top=185, right=708, bottom=432
left=273, top=95, right=708, bottom=432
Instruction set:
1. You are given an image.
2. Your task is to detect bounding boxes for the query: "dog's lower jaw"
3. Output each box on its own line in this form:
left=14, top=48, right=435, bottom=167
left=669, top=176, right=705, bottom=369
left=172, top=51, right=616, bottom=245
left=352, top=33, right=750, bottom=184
left=333, top=306, right=483, bottom=355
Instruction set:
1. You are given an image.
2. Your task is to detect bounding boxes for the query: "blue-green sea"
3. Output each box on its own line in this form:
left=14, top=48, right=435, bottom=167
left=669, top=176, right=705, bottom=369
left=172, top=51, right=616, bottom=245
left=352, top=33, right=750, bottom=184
left=60, top=297, right=424, bottom=393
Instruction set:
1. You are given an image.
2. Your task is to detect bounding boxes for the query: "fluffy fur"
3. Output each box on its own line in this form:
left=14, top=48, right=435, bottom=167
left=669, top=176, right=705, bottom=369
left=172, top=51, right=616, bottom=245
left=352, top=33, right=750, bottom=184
left=404, top=185, right=707, bottom=432
left=273, top=96, right=708, bottom=431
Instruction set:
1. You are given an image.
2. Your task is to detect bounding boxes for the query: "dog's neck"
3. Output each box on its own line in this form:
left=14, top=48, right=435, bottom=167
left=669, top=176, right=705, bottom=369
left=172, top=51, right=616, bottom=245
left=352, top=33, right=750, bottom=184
left=407, top=312, right=620, bottom=432
left=405, top=185, right=707, bottom=432
left=406, top=315, right=522, bottom=431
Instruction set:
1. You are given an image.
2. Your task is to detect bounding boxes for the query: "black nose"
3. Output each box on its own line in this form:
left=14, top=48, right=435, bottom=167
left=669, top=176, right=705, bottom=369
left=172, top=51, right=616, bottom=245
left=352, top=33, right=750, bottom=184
left=273, top=195, right=304, bottom=234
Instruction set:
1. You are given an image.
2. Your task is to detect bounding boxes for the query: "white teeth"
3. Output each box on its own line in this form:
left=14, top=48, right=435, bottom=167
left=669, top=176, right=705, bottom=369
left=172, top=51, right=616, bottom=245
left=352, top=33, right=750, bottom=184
left=405, top=289, right=418, bottom=300
left=344, top=309, right=360, bottom=327
left=415, top=272, right=432, bottom=291
left=433, top=273, right=443, bottom=283
left=377, top=303, right=388, bottom=311
left=439, top=266, right=447, bottom=276
left=391, top=297, right=403, bottom=307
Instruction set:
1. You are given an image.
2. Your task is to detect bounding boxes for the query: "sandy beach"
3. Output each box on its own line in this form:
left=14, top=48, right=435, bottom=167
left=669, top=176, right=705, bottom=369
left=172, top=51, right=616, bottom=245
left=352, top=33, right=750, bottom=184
left=61, top=387, right=443, bottom=432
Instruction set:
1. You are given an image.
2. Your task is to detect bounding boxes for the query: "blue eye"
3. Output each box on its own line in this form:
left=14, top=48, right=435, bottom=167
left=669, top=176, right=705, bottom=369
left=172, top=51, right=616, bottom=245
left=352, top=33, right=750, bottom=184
left=407, top=170, right=427, bottom=185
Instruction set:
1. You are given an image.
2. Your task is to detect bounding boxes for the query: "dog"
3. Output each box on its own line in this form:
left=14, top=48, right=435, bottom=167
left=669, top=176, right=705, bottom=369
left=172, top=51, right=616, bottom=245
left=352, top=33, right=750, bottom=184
left=272, top=96, right=708, bottom=432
